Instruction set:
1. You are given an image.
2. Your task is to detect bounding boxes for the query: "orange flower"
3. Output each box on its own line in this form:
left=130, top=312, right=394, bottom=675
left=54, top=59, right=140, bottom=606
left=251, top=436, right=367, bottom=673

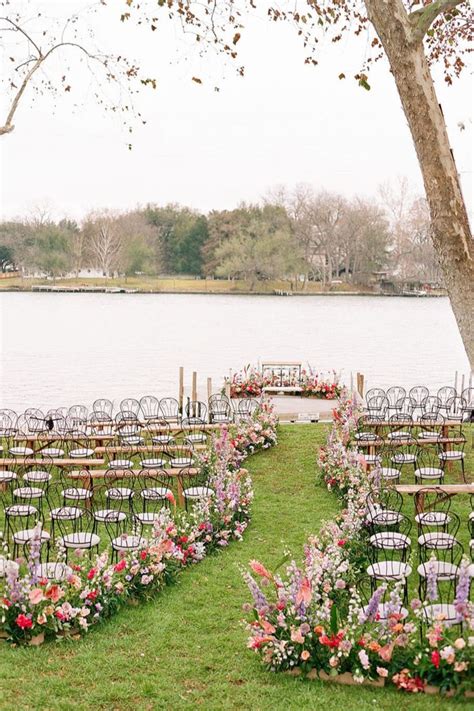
left=301, top=650, right=311, bottom=661
left=368, top=641, right=381, bottom=652
left=45, top=585, right=65, bottom=603
left=314, top=625, right=324, bottom=635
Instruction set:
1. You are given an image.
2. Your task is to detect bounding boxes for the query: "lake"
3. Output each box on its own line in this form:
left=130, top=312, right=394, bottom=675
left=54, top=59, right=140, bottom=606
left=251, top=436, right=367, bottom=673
left=0, top=292, right=470, bottom=411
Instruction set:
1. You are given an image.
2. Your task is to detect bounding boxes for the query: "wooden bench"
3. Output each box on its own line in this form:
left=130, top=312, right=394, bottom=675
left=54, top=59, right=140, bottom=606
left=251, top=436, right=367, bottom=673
left=395, top=483, right=474, bottom=513
left=0, top=458, right=104, bottom=470
left=93, top=444, right=206, bottom=455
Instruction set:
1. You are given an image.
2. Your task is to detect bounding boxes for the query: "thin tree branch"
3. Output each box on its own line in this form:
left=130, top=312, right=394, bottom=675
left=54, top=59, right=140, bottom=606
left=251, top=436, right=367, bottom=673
left=409, top=0, right=466, bottom=42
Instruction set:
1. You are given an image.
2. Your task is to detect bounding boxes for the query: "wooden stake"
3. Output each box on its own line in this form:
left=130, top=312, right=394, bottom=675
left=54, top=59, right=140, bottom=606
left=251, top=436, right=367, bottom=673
left=178, top=366, right=184, bottom=413
left=454, top=370, right=458, bottom=394
left=350, top=372, right=354, bottom=392
left=192, top=371, right=197, bottom=415
left=460, top=373, right=465, bottom=396
left=225, top=378, right=231, bottom=400
left=207, top=377, right=212, bottom=401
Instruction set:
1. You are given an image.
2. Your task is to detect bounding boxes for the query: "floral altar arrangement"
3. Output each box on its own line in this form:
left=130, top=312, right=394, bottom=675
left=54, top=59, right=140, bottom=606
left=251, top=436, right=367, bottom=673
left=228, top=364, right=343, bottom=399
left=243, top=392, right=473, bottom=697
left=0, top=405, right=278, bottom=645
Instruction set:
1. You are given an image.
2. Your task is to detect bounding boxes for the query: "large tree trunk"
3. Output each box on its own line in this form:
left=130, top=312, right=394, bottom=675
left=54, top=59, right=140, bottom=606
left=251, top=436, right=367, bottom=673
left=365, top=0, right=474, bottom=368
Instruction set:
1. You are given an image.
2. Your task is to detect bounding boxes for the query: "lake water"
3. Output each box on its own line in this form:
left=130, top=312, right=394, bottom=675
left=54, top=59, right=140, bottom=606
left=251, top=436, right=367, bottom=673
left=0, top=292, right=470, bottom=411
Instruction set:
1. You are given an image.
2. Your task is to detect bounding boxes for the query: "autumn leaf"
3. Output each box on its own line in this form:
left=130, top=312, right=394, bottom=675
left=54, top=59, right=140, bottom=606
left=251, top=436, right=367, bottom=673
left=338, top=72, right=345, bottom=80
left=233, top=33, right=241, bottom=45
left=192, top=77, right=202, bottom=84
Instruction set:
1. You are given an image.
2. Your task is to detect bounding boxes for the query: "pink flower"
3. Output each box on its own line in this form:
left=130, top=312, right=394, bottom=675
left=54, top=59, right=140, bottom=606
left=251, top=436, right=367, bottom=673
left=249, top=560, right=273, bottom=580
left=376, top=666, right=388, bottom=678
left=29, top=588, right=45, bottom=605
left=296, top=577, right=312, bottom=606
left=301, top=650, right=310, bottom=661
left=165, top=491, right=176, bottom=507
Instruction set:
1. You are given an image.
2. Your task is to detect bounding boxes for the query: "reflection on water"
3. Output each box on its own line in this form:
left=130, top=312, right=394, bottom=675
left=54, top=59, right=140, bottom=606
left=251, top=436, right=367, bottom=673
left=0, top=292, right=470, bottom=410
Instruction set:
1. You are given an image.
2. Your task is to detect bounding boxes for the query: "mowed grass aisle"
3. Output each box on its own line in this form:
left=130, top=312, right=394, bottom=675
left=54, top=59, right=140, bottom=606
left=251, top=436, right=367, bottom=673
left=0, top=426, right=467, bottom=711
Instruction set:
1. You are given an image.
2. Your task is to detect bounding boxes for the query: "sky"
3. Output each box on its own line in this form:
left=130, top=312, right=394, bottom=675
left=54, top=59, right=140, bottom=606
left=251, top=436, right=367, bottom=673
left=0, top=0, right=472, bottom=222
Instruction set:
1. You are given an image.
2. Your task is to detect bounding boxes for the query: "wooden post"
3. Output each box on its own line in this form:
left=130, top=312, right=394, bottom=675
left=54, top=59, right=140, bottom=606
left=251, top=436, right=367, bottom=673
left=225, top=378, right=231, bottom=400
left=469, top=371, right=473, bottom=390
left=454, top=370, right=458, bottom=394
left=192, top=371, right=197, bottom=403
left=207, top=377, right=212, bottom=401
left=178, top=366, right=184, bottom=413
left=356, top=372, right=365, bottom=398
left=460, top=373, right=465, bottom=396
left=350, top=371, right=354, bottom=393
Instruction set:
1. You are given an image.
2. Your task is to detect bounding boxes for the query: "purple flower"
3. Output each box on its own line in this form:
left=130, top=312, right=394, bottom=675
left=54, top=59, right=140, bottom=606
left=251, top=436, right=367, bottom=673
left=243, top=572, right=268, bottom=612
left=360, top=585, right=384, bottom=623
left=454, top=559, right=471, bottom=621
left=426, top=558, right=438, bottom=602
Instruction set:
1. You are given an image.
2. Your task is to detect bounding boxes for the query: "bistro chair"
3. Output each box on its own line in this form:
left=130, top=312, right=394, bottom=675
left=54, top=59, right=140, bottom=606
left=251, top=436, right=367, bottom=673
left=67, top=405, right=89, bottom=429
left=417, top=413, right=445, bottom=441
left=105, top=441, right=136, bottom=470
left=185, top=400, right=208, bottom=423
left=208, top=394, right=233, bottom=424
left=55, top=507, right=100, bottom=560
left=385, top=386, right=406, bottom=416
left=120, top=398, right=141, bottom=417
left=237, top=398, right=260, bottom=421
left=139, top=395, right=160, bottom=421
left=92, top=398, right=114, bottom=419
left=178, top=466, right=214, bottom=511
left=365, top=388, right=386, bottom=403
left=181, top=418, right=208, bottom=447
left=438, top=432, right=466, bottom=481
left=417, top=540, right=464, bottom=624
left=158, top=397, right=181, bottom=425
left=357, top=576, right=408, bottom=621
left=104, top=513, right=146, bottom=562
left=418, top=511, right=460, bottom=559
left=437, top=386, right=456, bottom=415
left=66, top=429, right=95, bottom=459
left=445, top=396, right=467, bottom=422
left=408, top=386, right=429, bottom=419
left=115, top=412, right=144, bottom=446
left=415, top=488, right=452, bottom=534
left=414, top=445, right=444, bottom=484
left=91, top=482, right=129, bottom=533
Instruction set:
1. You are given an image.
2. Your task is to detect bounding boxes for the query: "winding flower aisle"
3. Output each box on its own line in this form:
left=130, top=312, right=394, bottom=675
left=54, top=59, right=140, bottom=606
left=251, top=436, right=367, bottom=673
left=0, top=404, right=278, bottom=645
left=243, top=391, right=473, bottom=697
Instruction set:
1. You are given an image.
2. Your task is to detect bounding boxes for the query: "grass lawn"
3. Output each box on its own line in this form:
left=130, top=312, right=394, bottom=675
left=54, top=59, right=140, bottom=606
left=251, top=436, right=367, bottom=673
left=0, top=424, right=471, bottom=710
left=0, top=275, right=364, bottom=295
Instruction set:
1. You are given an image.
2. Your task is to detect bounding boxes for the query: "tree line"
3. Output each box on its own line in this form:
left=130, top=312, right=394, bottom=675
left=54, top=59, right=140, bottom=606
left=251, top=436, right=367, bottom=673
left=0, top=182, right=440, bottom=288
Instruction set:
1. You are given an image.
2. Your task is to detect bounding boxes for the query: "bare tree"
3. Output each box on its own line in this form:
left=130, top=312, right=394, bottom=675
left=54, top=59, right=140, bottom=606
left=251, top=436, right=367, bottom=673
left=0, top=1, right=153, bottom=138
left=83, top=211, right=123, bottom=276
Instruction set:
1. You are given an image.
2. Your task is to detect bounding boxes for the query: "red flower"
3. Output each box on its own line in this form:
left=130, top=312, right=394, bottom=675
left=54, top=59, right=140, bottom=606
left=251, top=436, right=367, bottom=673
left=86, top=589, right=98, bottom=601
left=16, top=614, right=33, bottom=629
left=87, top=568, right=96, bottom=580
left=431, top=650, right=440, bottom=669
left=55, top=610, right=65, bottom=621
left=114, top=559, right=127, bottom=573
left=140, top=550, right=148, bottom=561
left=337, top=539, right=346, bottom=547
left=319, top=631, right=344, bottom=648
left=179, top=536, right=188, bottom=544
left=2, top=598, right=11, bottom=608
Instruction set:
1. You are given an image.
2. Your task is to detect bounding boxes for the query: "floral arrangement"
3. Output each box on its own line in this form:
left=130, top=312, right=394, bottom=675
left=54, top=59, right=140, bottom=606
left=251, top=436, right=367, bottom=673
left=0, top=404, right=278, bottom=645
left=228, top=364, right=342, bottom=399
left=243, top=392, right=473, bottom=696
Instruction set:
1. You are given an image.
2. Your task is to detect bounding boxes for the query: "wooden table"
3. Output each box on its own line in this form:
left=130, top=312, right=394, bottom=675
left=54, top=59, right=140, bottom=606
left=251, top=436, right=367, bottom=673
left=395, top=483, right=474, bottom=513
left=0, top=457, right=104, bottom=470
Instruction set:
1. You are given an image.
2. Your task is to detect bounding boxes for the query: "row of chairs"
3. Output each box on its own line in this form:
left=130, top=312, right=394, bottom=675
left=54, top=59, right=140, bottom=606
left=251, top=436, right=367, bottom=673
left=363, top=488, right=473, bottom=625
left=365, top=385, right=474, bottom=422
left=0, top=395, right=261, bottom=437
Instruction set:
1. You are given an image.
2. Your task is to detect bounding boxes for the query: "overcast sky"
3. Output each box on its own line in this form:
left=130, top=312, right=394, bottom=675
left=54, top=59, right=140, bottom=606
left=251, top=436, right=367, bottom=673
left=0, top=0, right=472, bottom=222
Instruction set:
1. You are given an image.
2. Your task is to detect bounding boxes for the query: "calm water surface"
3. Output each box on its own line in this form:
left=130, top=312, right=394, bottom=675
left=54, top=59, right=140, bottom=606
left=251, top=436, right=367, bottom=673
left=0, top=292, right=470, bottom=410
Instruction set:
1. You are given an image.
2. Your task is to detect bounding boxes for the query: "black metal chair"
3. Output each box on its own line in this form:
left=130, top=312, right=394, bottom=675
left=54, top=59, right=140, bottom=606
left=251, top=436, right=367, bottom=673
left=408, top=386, right=429, bottom=420
left=55, top=507, right=100, bottom=560
left=92, top=398, right=114, bottom=419
left=67, top=405, right=89, bottom=429
left=414, top=445, right=444, bottom=484
left=178, top=466, right=214, bottom=511
left=445, top=396, right=467, bottom=422
left=418, top=511, right=460, bottom=559
left=417, top=412, right=445, bottom=441
left=208, top=394, right=233, bottom=424
left=185, top=400, right=208, bottom=423
left=120, top=398, right=141, bottom=417
left=417, top=540, right=464, bottom=625
left=437, top=386, right=456, bottom=415
left=438, top=432, right=466, bottom=481
left=158, top=397, right=181, bottom=425
left=237, top=398, right=260, bottom=421
left=385, top=386, right=406, bottom=416
left=139, top=395, right=160, bottom=421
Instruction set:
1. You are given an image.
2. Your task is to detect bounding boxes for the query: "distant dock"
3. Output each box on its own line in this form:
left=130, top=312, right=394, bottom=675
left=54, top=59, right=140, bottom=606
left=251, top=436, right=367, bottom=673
left=31, top=285, right=138, bottom=294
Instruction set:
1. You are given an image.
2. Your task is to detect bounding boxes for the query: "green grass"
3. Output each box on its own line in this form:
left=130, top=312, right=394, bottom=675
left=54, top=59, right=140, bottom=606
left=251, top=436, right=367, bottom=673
left=0, top=274, right=366, bottom=295
left=0, top=425, right=471, bottom=710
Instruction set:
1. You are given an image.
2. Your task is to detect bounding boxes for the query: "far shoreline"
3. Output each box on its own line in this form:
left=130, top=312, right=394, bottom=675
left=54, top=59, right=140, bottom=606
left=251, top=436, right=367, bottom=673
left=0, top=276, right=447, bottom=298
